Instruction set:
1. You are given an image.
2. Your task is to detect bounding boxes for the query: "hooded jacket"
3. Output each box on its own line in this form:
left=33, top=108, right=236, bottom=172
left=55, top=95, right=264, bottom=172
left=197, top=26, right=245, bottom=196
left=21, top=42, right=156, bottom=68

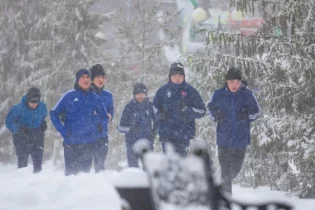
left=6, top=95, right=47, bottom=134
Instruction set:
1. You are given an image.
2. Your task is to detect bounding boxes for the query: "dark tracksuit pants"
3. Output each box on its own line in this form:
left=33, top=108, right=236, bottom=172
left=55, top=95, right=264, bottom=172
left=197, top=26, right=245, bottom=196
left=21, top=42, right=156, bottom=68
left=93, top=137, right=108, bottom=173
left=126, top=137, right=153, bottom=168
left=126, top=139, right=139, bottom=168
left=218, top=146, right=246, bottom=194
left=63, top=142, right=94, bottom=176
left=160, top=137, right=190, bottom=157
left=13, top=130, right=44, bottom=173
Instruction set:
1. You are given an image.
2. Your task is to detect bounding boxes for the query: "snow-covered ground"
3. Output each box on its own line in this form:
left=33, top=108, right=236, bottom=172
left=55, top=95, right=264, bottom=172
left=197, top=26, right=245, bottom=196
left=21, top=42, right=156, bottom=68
left=0, top=162, right=314, bottom=210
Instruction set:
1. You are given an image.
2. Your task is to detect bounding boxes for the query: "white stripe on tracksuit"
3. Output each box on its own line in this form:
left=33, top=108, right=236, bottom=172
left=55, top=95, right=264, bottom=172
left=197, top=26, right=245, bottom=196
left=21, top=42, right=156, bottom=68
left=208, top=92, right=216, bottom=121
left=249, top=92, right=260, bottom=120
left=117, top=125, right=130, bottom=132
left=51, top=89, right=76, bottom=111
left=192, top=107, right=205, bottom=114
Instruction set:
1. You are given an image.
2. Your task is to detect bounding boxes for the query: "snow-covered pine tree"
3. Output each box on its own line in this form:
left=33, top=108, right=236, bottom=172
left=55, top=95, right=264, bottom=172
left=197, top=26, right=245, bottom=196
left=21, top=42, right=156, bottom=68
left=103, top=0, right=181, bottom=169
left=0, top=0, right=108, bottom=164
left=187, top=0, right=315, bottom=198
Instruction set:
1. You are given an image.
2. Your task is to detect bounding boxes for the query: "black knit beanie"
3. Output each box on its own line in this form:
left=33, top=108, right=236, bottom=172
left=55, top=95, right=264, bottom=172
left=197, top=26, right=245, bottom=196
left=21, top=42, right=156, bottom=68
left=133, top=83, right=147, bottom=95
left=90, top=64, right=105, bottom=81
left=169, top=62, right=185, bottom=78
left=226, top=67, right=242, bottom=81
left=27, top=87, right=41, bottom=103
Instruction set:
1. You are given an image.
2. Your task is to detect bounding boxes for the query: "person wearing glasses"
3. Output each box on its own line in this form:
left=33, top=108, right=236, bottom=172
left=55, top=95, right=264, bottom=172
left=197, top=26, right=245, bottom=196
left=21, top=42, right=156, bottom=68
left=6, top=87, right=47, bottom=173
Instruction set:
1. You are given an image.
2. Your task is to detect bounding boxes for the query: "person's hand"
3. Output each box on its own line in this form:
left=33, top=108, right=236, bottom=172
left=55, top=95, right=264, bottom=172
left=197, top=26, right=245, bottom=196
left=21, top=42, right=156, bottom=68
left=131, top=125, right=141, bottom=133
left=216, top=110, right=225, bottom=122
left=107, top=113, right=112, bottom=121
left=63, top=131, right=71, bottom=138
left=159, top=109, right=169, bottom=121
left=20, top=126, right=29, bottom=134
left=160, top=111, right=167, bottom=120
left=237, top=109, right=249, bottom=121
left=178, top=99, right=188, bottom=112
left=129, top=113, right=137, bottom=126
left=40, top=121, right=47, bottom=132
left=59, top=113, right=65, bottom=123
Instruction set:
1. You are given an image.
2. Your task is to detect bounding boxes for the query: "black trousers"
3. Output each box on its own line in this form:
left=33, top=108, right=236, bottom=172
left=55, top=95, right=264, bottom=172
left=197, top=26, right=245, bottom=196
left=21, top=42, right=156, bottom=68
left=125, top=137, right=153, bottom=168
left=160, top=137, right=190, bottom=157
left=63, top=142, right=94, bottom=176
left=218, top=146, right=246, bottom=194
left=93, top=137, right=108, bottom=173
left=13, top=132, right=44, bottom=173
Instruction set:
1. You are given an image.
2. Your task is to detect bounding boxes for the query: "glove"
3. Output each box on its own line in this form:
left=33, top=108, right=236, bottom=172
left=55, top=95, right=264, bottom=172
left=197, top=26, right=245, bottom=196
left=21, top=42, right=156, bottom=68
left=63, top=131, right=71, bottom=138
left=131, top=125, right=141, bottom=133
left=159, top=109, right=170, bottom=121
left=139, top=115, right=146, bottom=126
left=59, top=113, right=66, bottom=123
left=40, top=121, right=47, bottom=132
left=107, top=113, right=112, bottom=121
left=128, top=114, right=137, bottom=126
left=97, top=124, right=103, bottom=133
left=216, top=110, right=225, bottom=122
left=237, top=109, right=249, bottom=121
left=20, top=126, right=29, bottom=134
left=150, top=129, right=158, bottom=140
left=177, top=99, right=188, bottom=112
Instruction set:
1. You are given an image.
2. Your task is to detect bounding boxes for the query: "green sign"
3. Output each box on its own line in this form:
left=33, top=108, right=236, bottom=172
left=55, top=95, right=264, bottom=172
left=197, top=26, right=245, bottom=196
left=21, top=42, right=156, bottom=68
left=273, top=28, right=283, bottom=37
left=190, top=0, right=197, bottom=8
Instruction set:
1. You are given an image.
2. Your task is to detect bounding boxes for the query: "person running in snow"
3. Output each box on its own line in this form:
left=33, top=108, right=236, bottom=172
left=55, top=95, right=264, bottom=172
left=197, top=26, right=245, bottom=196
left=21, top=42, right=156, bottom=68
left=208, top=67, right=260, bottom=194
left=153, top=62, right=206, bottom=157
left=118, top=83, right=158, bottom=167
left=6, top=87, right=47, bottom=173
left=89, top=64, right=114, bottom=173
left=50, top=69, right=107, bottom=176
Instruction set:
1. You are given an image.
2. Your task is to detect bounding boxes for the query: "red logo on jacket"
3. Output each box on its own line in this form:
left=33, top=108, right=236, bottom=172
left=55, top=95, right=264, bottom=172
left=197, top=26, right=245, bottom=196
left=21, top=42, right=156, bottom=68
left=181, top=90, right=187, bottom=98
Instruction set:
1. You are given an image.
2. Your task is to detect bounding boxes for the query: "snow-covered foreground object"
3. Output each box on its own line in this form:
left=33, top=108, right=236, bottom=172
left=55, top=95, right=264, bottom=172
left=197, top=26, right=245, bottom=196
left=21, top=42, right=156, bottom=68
left=0, top=164, right=121, bottom=210
left=0, top=162, right=315, bottom=210
left=144, top=152, right=210, bottom=210
left=136, top=140, right=293, bottom=210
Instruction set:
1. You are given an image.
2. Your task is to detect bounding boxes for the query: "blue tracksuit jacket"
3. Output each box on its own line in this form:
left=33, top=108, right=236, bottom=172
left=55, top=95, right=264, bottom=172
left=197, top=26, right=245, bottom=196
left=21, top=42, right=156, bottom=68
left=117, top=98, right=157, bottom=143
left=50, top=88, right=107, bottom=144
left=208, top=82, right=260, bottom=148
left=90, top=84, right=114, bottom=138
left=153, top=81, right=206, bottom=141
left=6, top=96, right=47, bottom=134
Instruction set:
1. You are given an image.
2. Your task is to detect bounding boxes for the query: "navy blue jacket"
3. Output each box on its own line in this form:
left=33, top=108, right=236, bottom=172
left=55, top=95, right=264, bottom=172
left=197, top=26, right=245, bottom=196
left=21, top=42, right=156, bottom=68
left=6, top=95, right=47, bottom=134
left=90, top=83, right=114, bottom=138
left=208, top=82, right=260, bottom=148
left=117, top=98, right=157, bottom=142
left=50, top=88, right=107, bottom=145
left=153, top=81, right=206, bottom=141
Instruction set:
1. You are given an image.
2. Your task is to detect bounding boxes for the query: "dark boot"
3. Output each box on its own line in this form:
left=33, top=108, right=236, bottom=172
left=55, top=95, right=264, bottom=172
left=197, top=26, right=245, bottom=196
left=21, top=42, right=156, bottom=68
left=33, top=167, right=42, bottom=174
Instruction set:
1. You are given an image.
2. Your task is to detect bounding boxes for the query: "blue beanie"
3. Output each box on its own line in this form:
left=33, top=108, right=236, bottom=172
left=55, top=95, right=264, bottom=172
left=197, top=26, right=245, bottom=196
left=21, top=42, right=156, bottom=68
left=74, top=68, right=90, bottom=89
